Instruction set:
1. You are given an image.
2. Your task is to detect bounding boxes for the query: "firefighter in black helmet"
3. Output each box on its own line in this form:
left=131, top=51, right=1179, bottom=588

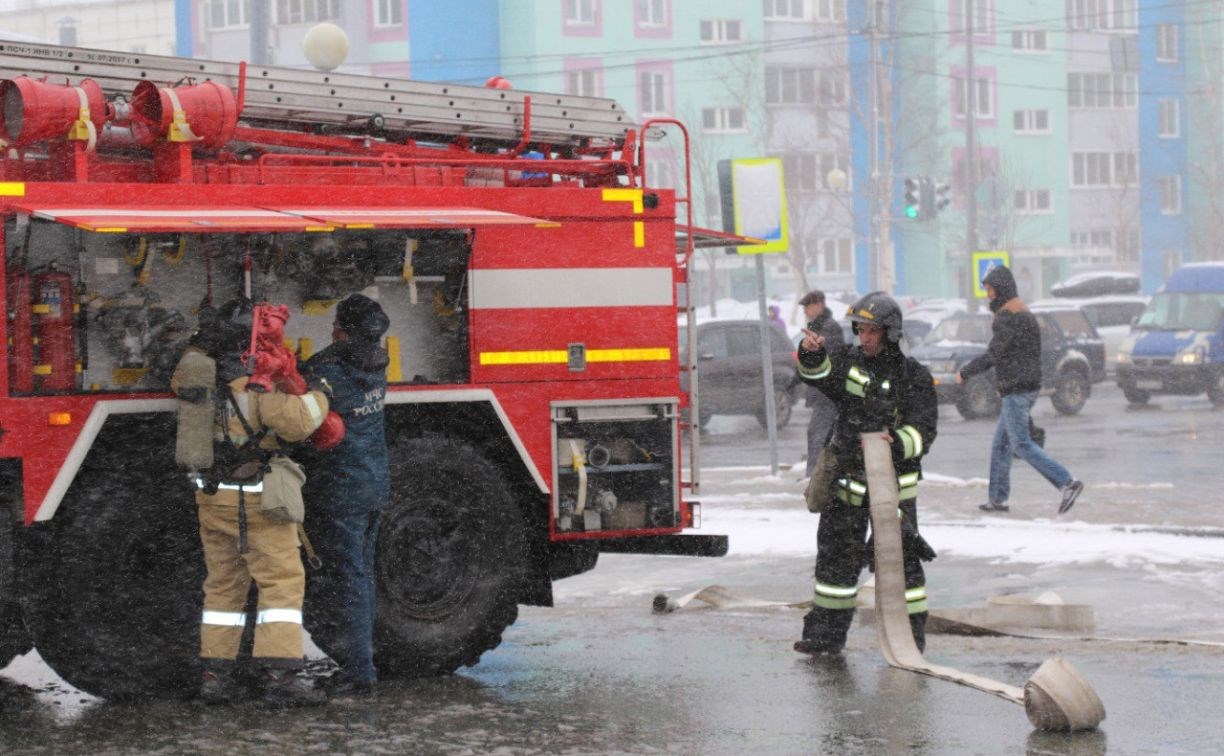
left=792, top=292, right=938, bottom=655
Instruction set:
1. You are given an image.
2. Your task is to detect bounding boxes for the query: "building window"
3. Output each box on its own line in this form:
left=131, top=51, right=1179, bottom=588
left=566, top=67, right=600, bottom=97
left=206, top=0, right=250, bottom=29
left=954, top=76, right=994, bottom=119
left=776, top=153, right=850, bottom=193
left=1071, top=151, right=1137, bottom=187
left=764, top=0, right=807, bottom=19
left=374, top=0, right=403, bottom=27
left=565, top=0, right=597, bottom=26
left=765, top=67, right=817, bottom=105
left=702, top=107, right=745, bottom=133
left=1013, top=108, right=1050, bottom=134
left=959, top=0, right=992, bottom=34
left=816, top=238, right=853, bottom=275
left=639, top=69, right=668, bottom=115
left=1066, top=0, right=1137, bottom=31
left=1156, top=24, right=1179, bottom=62
left=1014, top=189, right=1052, bottom=214
left=276, top=0, right=340, bottom=25
left=818, top=70, right=846, bottom=105
left=637, top=0, right=666, bottom=26
left=1067, top=73, right=1137, bottom=109
left=814, top=0, right=845, bottom=22
left=1011, top=29, right=1047, bottom=51
left=1160, top=175, right=1181, bottom=214
left=1158, top=99, right=1180, bottom=138
left=700, top=19, right=743, bottom=44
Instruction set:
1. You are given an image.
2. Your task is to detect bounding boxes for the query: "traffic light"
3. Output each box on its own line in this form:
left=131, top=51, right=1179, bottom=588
left=933, top=181, right=951, bottom=215
left=904, top=176, right=923, bottom=220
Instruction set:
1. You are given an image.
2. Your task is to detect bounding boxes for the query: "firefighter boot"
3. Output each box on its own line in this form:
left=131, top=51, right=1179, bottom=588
left=793, top=608, right=847, bottom=656
left=258, top=667, right=327, bottom=708
left=198, top=660, right=248, bottom=705
left=909, top=611, right=928, bottom=654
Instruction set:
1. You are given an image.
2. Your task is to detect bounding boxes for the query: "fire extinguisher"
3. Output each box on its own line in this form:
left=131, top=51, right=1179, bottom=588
left=6, top=270, right=34, bottom=394
left=32, top=269, right=77, bottom=392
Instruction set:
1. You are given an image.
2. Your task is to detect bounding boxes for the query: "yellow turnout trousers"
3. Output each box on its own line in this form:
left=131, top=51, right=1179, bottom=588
left=197, top=489, right=305, bottom=666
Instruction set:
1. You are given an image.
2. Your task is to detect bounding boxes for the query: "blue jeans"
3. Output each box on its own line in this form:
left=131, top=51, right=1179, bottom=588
left=304, top=510, right=381, bottom=683
left=989, top=392, right=1073, bottom=504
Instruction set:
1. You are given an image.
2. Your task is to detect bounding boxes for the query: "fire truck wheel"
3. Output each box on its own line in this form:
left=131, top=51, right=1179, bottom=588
left=373, top=437, right=526, bottom=677
left=0, top=504, right=32, bottom=667
left=19, top=435, right=202, bottom=701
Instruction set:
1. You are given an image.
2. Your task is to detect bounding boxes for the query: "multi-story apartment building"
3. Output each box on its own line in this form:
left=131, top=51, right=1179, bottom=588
left=0, top=0, right=175, bottom=53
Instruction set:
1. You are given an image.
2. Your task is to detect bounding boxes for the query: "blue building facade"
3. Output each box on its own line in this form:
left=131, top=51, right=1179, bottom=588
left=1137, top=1, right=1188, bottom=292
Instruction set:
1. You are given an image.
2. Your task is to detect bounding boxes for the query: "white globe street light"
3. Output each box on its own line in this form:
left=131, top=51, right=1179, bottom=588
left=303, top=22, right=349, bottom=72
left=826, top=167, right=847, bottom=191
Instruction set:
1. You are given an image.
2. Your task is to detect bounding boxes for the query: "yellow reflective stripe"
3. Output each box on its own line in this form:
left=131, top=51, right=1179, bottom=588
left=815, top=582, right=858, bottom=598
left=847, top=365, right=870, bottom=386
left=480, top=348, right=670, bottom=366
left=588, top=348, right=670, bottom=362
left=602, top=188, right=645, bottom=248
left=797, top=354, right=831, bottom=380
left=898, top=472, right=920, bottom=486
left=905, top=587, right=927, bottom=602
left=896, top=425, right=923, bottom=459
left=906, top=587, right=928, bottom=614
left=0, top=182, right=26, bottom=196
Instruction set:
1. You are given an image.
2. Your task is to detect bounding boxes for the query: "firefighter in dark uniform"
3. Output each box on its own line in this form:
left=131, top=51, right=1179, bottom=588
left=302, top=294, right=391, bottom=695
left=792, top=292, right=938, bottom=655
left=172, top=298, right=331, bottom=706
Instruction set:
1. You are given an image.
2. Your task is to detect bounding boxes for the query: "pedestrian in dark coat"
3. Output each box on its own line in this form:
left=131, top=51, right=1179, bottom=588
left=957, top=265, right=1083, bottom=514
left=302, top=293, right=391, bottom=694
left=798, top=290, right=844, bottom=477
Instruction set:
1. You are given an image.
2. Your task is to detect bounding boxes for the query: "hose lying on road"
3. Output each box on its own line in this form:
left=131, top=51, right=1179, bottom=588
left=861, top=432, right=1105, bottom=732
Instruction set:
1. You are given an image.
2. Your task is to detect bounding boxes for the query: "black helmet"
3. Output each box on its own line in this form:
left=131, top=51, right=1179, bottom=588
left=846, top=291, right=904, bottom=343
left=335, top=293, right=390, bottom=343
left=213, top=297, right=254, bottom=355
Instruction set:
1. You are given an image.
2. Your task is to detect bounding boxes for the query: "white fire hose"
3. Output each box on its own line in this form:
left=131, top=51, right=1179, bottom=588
left=861, top=433, right=1106, bottom=732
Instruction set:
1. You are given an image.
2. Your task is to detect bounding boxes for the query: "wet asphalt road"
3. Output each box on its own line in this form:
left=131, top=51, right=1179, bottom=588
left=2, top=382, right=1223, bottom=753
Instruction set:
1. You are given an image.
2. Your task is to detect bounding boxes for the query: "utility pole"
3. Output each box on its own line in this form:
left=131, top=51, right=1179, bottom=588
left=964, top=0, right=980, bottom=303
left=249, top=1, right=270, bottom=65
left=868, top=0, right=883, bottom=291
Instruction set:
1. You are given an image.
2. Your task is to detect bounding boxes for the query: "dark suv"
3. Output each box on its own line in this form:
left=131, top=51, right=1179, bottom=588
left=911, top=307, right=1106, bottom=419
left=681, top=320, right=798, bottom=429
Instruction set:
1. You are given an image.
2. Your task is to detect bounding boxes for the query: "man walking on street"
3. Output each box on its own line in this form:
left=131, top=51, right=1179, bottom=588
left=956, top=265, right=1083, bottom=515
left=798, top=290, right=844, bottom=478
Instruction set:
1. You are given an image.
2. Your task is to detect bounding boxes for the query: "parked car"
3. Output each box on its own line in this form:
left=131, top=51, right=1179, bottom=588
left=1050, top=271, right=1141, bottom=298
left=1031, top=295, right=1148, bottom=376
left=681, top=320, right=799, bottom=429
left=1116, top=262, right=1224, bottom=406
left=911, top=307, right=1106, bottom=419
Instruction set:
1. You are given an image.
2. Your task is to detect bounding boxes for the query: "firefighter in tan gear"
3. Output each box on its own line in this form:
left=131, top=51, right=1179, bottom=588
left=173, top=298, right=331, bottom=707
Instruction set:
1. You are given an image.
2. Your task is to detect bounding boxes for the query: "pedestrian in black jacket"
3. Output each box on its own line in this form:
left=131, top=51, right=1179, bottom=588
left=793, top=292, right=937, bottom=656
left=798, top=290, right=844, bottom=477
left=956, top=265, right=1083, bottom=514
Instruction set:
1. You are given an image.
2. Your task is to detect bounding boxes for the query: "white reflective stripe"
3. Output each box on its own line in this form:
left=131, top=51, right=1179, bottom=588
left=898, top=472, right=920, bottom=486
left=195, top=478, right=263, bottom=492
left=847, top=365, right=870, bottom=385
left=905, top=587, right=928, bottom=602
left=815, top=582, right=858, bottom=598
left=202, top=610, right=247, bottom=627
left=300, top=392, right=325, bottom=427
left=797, top=354, right=831, bottom=380
left=256, top=608, right=303, bottom=625
left=470, top=268, right=673, bottom=309
left=898, top=425, right=923, bottom=458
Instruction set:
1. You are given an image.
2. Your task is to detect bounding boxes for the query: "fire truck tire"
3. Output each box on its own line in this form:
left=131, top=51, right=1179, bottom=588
left=373, top=437, right=526, bottom=678
left=20, top=457, right=201, bottom=700
left=0, top=504, right=32, bottom=668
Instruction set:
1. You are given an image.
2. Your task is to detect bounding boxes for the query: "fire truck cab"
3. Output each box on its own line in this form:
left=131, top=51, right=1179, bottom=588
left=0, top=42, right=741, bottom=700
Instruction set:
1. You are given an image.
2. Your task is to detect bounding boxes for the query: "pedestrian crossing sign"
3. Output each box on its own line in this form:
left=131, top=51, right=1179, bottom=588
left=972, top=250, right=1011, bottom=298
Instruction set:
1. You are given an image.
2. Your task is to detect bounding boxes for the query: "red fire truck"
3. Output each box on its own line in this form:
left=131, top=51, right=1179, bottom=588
left=0, top=42, right=751, bottom=700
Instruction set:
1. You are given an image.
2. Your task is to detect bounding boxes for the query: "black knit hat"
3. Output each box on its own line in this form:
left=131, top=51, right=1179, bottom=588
left=335, top=294, right=390, bottom=343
